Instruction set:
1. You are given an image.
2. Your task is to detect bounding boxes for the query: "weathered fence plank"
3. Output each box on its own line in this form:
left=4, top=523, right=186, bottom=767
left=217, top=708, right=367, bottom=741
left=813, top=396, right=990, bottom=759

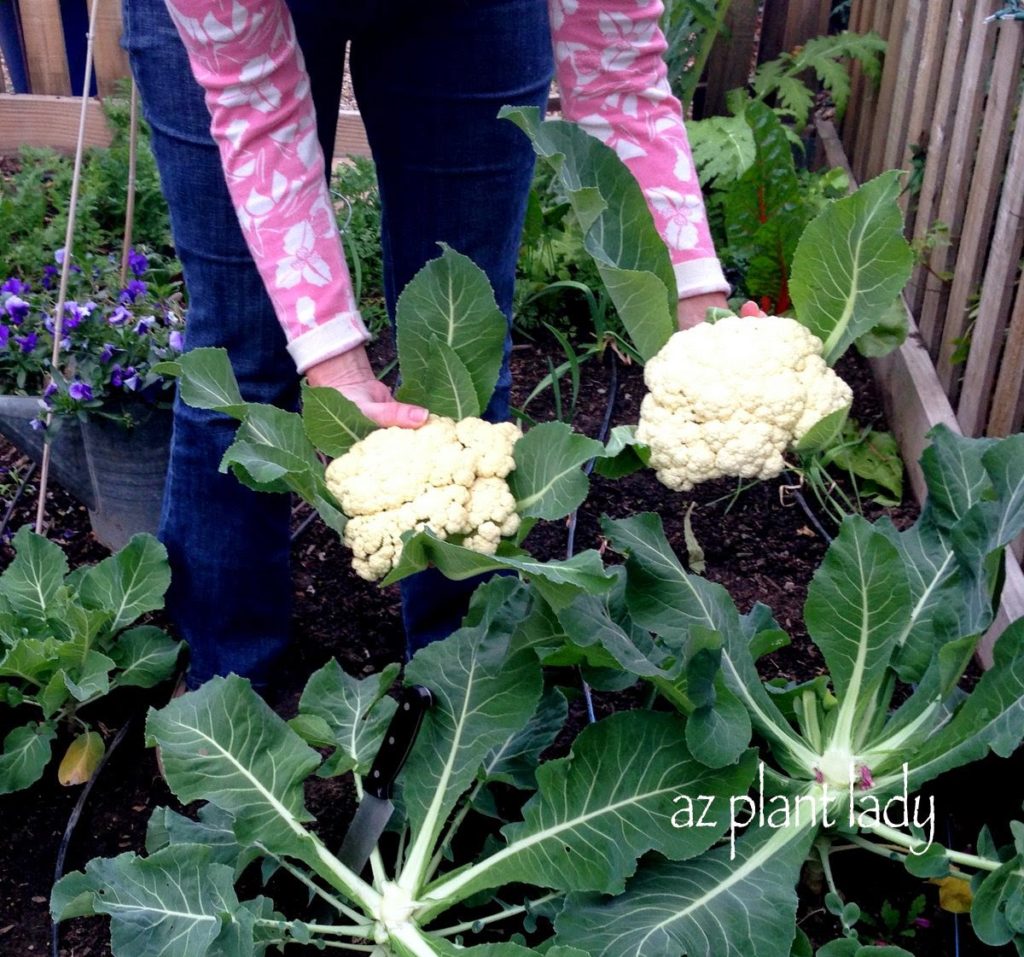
left=20, top=0, right=71, bottom=96
left=86, top=0, right=130, bottom=97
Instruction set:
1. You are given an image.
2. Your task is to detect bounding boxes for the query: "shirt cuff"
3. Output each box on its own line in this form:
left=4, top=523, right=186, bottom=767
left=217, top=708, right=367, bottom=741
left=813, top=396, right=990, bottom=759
left=286, top=312, right=372, bottom=374
left=673, top=258, right=732, bottom=299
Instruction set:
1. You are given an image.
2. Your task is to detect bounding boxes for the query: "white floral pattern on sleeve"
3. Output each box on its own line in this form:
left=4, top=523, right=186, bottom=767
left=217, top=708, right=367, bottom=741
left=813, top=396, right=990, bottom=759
left=163, top=0, right=369, bottom=372
left=551, top=0, right=730, bottom=298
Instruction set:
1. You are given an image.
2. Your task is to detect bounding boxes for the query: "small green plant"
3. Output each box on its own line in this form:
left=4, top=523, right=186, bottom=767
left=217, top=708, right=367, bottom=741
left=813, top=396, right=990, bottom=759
left=0, top=528, right=181, bottom=793
left=332, top=157, right=388, bottom=337
left=856, top=895, right=928, bottom=946
left=0, top=93, right=174, bottom=275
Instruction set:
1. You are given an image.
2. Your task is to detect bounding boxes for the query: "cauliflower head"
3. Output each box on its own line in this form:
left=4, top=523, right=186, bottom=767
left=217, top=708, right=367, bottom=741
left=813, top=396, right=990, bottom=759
left=636, top=315, right=852, bottom=491
left=324, top=415, right=522, bottom=581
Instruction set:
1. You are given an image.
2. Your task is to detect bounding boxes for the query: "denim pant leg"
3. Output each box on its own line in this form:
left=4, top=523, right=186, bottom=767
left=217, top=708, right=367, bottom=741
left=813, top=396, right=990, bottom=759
left=122, top=0, right=308, bottom=689
left=350, top=0, right=553, bottom=656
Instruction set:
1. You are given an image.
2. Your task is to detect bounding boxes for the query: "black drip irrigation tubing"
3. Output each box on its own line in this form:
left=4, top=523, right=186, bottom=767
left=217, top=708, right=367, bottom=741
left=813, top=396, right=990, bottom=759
left=50, top=716, right=136, bottom=957
left=782, top=469, right=834, bottom=545
left=568, top=351, right=620, bottom=725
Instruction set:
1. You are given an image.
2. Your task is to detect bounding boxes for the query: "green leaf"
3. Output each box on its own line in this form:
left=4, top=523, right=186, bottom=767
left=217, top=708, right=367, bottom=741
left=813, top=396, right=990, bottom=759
left=425, top=713, right=756, bottom=906
left=510, top=422, right=604, bottom=520
left=221, top=405, right=322, bottom=502
left=803, top=516, right=910, bottom=745
left=686, top=681, right=753, bottom=770
left=395, top=245, right=507, bottom=413
left=298, top=660, right=399, bottom=776
left=51, top=846, right=245, bottom=957
left=793, top=406, right=850, bottom=455
left=972, top=855, right=1024, bottom=947
left=479, top=687, right=567, bottom=791
left=594, top=424, right=649, bottom=479
left=502, top=107, right=676, bottom=361
left=886, top=618, right=1024, bottom=795
left=421, top=337, right=481, bottom=420
left=301, top=383, right=377, bottom=458
left=110, top=626, right=182, bottom=688
left=0, top=526, right=68, bottom=626
left=854, top=297, right=908, bottom=358
left=0, top=637, right=58, bottom=687
left=556, top=819, right=817, bottom=957
left=145, top=675, right=321, bottom=858
left=790, top=171, right=914, bottom=364
left=383, top=530, right=614, bottom=608
left=78, top=534, right=170, bottom=633
left=146, top=804, right=259, bottom=877
left=688, top=114, right=757, bottom=190
left=156, top=347, right=248, bottom=419
left=601, top=514, right=815, bottom=775
left=0, top=721, right=56, bottom=794
left=61, top=648, right=116, bottom=701
left=399, top=582, right=543, bottom=882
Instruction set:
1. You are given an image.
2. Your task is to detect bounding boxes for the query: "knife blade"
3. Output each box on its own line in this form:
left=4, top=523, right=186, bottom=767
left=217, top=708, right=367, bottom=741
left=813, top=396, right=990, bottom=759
left=337, top=684, right=433, bottom=873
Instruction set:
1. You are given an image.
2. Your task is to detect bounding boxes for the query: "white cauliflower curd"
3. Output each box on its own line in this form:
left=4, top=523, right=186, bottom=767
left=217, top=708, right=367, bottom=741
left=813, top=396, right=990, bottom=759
left=636, top=315, right=852, bottom=491
left=324, top=415, right=522, bottom=581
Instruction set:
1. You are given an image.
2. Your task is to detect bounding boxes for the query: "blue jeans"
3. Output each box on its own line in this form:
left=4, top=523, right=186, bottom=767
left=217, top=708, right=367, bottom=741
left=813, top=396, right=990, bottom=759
left=122, top=0, right=553, bottom=687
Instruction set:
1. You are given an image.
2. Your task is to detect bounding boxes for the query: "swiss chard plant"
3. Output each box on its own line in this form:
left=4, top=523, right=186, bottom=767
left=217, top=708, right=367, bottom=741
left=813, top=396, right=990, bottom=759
left=0, top=528, right=181, bottom=792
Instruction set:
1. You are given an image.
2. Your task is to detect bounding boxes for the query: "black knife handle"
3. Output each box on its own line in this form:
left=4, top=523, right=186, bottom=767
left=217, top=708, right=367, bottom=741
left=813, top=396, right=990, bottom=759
left=365, top=685, right=432, bottom=800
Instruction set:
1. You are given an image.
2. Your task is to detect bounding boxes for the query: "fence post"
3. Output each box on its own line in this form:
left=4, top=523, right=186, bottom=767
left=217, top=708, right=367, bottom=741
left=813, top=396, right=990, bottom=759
left=20, top=0, right=71, bottom=95
left=758, top=0, right=830, bottom=63
left=701, top=0, right=761, bottom=117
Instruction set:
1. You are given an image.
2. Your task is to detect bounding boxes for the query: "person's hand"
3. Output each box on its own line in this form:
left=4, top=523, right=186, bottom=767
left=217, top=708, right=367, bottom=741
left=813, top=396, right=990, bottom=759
left=738, top=300, right=768, bottom=318
left=677, top=292, right=729, bottom=330
left=676, top=293, right=768, bottom=329
left=306, top=347, right=428, bottom=429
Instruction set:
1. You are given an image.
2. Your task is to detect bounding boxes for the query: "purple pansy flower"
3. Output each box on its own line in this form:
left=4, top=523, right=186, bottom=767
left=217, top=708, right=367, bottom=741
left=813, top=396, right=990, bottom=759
left=15, top=332, right=37, bottom=353
left=99, top=342, right=118, bottom=363
left=168, top=329, right=185, bottom=352
left=119, top=279, right=147, bottom=304
left=29, top=417, right=47, bottom=431
left=41, top=264, right=59, bottom=290
left=107, top=305, right=132, bottom=326
left=62, top=302, right=84, bottom=330
left=110, top=364, right=139, bottom=390
left=134, top=315, right=157, bottom=336
left=0, top=325, right=9, bottom=349
left=1, top=278, right=29, bottom=295
left=127, top=249, right=149, bottom=277
left=68, top=381, right=93, bottom=402
left=4, top=295, right=29, bottom=324
left=53, top=249, right=81, bottom=274
left=43, top=382, right=58, bottom=399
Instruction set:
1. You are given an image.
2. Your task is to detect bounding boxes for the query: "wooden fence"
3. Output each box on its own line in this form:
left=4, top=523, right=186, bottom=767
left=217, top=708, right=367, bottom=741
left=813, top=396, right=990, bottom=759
left=843, top=0, right=1024, bottom=442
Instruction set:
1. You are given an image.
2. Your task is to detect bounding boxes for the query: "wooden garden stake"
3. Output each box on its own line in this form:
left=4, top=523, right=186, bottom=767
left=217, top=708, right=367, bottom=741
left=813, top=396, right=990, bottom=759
left=34, top=0, right=103, bottom=535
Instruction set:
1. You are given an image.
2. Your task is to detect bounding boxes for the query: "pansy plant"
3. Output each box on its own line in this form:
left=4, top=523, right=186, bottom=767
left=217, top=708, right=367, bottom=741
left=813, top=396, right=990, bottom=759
left=0, top=248, right=185, bottom=428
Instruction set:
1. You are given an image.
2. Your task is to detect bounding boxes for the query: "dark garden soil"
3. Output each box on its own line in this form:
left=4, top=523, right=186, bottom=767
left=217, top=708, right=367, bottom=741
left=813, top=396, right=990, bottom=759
left=0, top=331, right=1014, bottom=955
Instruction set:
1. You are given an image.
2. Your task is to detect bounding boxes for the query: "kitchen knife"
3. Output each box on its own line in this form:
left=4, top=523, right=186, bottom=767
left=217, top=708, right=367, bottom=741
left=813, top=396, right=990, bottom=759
left=337, top=684, right=433, bottom=873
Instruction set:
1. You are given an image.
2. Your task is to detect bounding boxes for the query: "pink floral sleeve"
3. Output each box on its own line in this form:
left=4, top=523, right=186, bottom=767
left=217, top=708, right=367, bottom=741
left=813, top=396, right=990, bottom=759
left=550, top=0, right=730, bottom=299
left=161, top=0, right=728, bottom=376
left=163, top=0, right=370, bottom=373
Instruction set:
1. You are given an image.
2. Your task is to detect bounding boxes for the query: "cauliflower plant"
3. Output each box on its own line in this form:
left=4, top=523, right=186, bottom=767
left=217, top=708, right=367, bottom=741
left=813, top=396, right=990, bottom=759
left=636, top=315, right=852, bottom=491
left=324, top=416, right=522, bottom=581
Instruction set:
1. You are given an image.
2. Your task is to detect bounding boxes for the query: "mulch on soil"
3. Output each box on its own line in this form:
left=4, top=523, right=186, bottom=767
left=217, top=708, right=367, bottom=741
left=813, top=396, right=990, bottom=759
left=0, top=331, right=1011, bottom=955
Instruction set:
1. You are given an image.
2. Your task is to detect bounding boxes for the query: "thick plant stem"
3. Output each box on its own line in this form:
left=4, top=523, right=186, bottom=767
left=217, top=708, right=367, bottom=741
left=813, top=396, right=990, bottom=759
left=859, top=820, right=1004, bottom=874
left=429, top=891, right=563, bottom=937
left=255, top=918, right=372, bottom=938
left=270, top=855, right=369, bottom=925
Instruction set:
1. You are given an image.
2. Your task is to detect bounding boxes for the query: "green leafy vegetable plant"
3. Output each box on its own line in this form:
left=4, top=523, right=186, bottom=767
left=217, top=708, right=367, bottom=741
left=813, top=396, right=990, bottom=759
left=0, top=529, right=181, bottom=793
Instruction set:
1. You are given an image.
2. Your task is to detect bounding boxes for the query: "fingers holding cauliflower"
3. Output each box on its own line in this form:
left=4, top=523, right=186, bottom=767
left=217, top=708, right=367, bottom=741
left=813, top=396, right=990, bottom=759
left=636, top=315, right=852, bottom=491
left=324, top=415, right=522, bottom=581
